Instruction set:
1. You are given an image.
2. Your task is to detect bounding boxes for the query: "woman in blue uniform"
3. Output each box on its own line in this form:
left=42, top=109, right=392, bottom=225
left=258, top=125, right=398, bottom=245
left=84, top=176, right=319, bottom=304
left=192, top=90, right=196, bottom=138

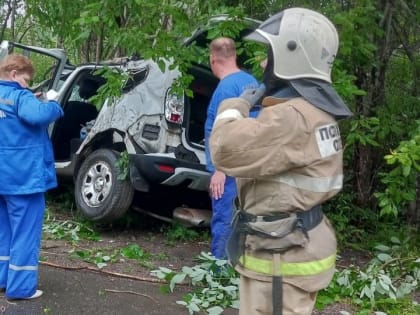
left=0, top=54, right=63, bottom=299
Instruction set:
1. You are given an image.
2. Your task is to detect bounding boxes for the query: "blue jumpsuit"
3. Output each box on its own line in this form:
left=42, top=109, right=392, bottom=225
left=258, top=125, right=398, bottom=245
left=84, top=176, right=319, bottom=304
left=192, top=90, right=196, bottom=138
left=0, top=80, right=63, bottom=299
left=204, top=71, right=258, bottom=259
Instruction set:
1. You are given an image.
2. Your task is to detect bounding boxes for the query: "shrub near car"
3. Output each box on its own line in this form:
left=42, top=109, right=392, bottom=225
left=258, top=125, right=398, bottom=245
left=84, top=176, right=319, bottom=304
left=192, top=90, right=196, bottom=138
left=0, top=17, right=260, bottom=223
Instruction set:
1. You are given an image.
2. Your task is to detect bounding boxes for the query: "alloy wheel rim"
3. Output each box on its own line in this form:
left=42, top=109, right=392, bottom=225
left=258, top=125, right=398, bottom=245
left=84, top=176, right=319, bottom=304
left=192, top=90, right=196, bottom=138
left=81, top=161, right=113, bottom=207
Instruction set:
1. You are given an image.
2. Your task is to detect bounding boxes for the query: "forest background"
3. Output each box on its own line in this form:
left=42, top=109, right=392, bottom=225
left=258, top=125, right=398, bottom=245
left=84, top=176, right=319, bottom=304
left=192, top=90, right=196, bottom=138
left=0, top=1, right=419, bottom=314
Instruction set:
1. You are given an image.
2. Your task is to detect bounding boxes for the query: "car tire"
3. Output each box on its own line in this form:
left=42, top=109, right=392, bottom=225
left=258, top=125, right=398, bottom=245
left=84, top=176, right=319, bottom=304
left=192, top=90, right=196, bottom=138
left=75, top=149, right=134, bottom=222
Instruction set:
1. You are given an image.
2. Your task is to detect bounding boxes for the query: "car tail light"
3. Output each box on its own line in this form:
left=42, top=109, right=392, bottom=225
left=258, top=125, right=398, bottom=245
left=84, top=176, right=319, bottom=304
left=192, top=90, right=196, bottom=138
left=164, top=89, right=184, bottom=124
left=158, top=164, right=175, bottom=173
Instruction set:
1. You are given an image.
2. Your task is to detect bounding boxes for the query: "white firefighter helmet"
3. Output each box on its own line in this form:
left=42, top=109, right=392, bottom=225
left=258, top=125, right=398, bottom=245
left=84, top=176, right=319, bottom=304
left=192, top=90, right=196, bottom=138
left=246, top=8, right=339, bottom=83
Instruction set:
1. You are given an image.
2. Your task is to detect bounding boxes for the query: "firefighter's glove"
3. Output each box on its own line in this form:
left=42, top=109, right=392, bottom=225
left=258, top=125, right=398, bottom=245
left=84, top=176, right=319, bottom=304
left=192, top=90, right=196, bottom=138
left=239, top=84, right=266, bottom=108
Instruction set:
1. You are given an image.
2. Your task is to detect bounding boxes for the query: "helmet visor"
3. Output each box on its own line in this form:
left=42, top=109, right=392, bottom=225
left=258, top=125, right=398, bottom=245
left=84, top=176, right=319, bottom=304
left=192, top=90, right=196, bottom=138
left=244, top=30, right=269, bottom=44
left=244, top=12, right=284, bottom=44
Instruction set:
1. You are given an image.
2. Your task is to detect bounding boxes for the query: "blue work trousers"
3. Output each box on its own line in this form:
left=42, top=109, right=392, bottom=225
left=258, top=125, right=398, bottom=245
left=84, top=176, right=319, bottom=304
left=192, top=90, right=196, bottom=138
left=210, top=176, right=237, bottom=259
left=0, top=193, right=45, bottom=299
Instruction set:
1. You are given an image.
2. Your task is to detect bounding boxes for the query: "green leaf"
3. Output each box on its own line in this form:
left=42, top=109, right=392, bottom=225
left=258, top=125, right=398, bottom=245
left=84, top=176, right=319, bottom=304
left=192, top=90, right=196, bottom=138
left=207, top=306, right=224, bottom=315
left=389, top=237, right=400, bottom=245
left=376, top=253, right=392, bottom=262
left=189, top=303, right=200, bottom=312
left=170, top=273, right=186, bottom=292
left=374, top=244, right=390, bottom=252
left=96, top=262, right=107, bottom=269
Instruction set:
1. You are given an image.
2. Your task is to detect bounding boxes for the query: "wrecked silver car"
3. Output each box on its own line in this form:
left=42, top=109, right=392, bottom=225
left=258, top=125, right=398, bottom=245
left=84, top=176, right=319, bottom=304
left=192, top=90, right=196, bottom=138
left=0, top=17, right=260, bottom=223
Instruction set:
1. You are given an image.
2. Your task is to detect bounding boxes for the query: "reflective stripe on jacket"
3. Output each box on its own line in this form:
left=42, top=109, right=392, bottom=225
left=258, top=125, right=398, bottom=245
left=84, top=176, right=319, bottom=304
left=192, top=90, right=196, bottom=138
left=239, top=252, right=336, bottom=277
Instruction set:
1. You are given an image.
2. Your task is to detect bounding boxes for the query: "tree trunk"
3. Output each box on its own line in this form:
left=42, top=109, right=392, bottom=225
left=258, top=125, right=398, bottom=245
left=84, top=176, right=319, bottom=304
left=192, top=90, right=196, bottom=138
left=95, top=24, right=104, bottom=63
left=353, top=0, right=394, bottom=208
left=10, top=0, right=16, bottom=40
left=0, top=0, right=13, bottom=42
left=407, top=173, right=420, bottom=227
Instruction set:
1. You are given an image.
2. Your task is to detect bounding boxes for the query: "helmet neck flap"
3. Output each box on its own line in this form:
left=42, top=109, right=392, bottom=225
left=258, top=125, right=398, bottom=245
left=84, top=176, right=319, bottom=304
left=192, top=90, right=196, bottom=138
left=290, top=79, right=352, bottom=119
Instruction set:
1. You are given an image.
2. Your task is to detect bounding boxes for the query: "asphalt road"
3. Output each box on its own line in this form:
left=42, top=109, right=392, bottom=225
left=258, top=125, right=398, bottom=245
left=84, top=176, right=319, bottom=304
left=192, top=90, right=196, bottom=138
left=0, top=265, right=238, bottom=315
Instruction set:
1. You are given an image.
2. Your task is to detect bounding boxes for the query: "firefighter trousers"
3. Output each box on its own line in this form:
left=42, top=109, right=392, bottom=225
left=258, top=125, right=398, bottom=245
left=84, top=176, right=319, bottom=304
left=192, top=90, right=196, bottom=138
left=239, top=274, right=317, bottom=315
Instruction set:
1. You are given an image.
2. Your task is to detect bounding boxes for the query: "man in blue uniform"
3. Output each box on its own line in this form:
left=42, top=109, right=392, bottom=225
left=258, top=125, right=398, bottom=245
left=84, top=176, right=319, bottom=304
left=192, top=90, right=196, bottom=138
left=0, top=54, right=63, bottom=299
left=204, top=37, right=259, bottom=259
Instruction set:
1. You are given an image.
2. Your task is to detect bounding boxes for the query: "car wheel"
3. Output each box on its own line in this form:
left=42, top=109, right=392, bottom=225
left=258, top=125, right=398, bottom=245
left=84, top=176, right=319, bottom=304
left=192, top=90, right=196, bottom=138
left=75, top=149, right=134, bottom=222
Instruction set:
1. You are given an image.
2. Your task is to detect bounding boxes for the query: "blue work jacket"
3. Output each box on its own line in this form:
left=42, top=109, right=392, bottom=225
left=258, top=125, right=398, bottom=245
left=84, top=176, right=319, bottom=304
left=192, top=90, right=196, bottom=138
left=0, top=80, right=64, bottom=194
left=204, top=71, right=259, bottom=173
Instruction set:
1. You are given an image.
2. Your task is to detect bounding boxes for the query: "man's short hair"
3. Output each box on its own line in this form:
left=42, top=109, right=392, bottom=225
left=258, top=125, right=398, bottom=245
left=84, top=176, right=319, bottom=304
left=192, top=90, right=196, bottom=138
left=209, top=37, right=237, bottom=60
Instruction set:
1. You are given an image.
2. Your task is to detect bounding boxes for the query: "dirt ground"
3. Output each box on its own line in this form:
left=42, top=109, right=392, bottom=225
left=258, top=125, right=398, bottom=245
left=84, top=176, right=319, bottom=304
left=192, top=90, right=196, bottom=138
left=41, top=212, right=210, bottom=280
left=40, top=196, right=419, bottom=315
left=40, top=208, right=351, bottom=315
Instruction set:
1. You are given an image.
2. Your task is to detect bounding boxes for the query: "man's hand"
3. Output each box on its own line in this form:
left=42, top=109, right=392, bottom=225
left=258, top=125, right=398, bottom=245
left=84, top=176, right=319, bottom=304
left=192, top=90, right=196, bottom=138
left=209, top=170, right=226, bottom=200
left=239, top=84, right=266, bottom=108
left=34, top=91, right=44, bottom=99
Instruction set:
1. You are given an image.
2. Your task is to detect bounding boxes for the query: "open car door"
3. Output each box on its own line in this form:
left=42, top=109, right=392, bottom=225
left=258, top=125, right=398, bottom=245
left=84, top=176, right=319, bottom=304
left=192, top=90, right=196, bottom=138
left=0, top=40, right=67, bottom=93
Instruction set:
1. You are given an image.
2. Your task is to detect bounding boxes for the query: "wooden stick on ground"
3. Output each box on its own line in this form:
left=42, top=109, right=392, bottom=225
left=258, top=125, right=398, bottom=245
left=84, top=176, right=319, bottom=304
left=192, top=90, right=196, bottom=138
left=40, top=261, right=166, bottom=284
left=104, top=289, right=158, bottom=303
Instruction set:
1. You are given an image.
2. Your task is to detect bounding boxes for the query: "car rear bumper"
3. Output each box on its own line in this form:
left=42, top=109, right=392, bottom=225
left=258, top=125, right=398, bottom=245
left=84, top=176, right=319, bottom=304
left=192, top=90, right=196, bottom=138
left=129, top=153, right=210, bottom=192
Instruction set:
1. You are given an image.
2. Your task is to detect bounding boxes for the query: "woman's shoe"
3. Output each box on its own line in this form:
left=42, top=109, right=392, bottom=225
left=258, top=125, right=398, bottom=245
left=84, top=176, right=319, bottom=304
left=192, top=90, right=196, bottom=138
left=25, top=290, right=43, bottom=300
left=7, top=290, right=43, bottom=300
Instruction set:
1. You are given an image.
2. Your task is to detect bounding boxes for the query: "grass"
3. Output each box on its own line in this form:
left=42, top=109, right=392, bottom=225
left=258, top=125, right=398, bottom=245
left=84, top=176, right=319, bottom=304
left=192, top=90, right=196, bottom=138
left=161, top=222, right=210, bottom=246
left=43, top=193, right=210, bottom=272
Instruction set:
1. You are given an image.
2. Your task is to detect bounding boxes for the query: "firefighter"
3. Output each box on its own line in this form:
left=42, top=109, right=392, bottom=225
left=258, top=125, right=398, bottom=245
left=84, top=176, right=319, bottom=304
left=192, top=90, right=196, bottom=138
left=209, top=7, right=352, bottom=315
